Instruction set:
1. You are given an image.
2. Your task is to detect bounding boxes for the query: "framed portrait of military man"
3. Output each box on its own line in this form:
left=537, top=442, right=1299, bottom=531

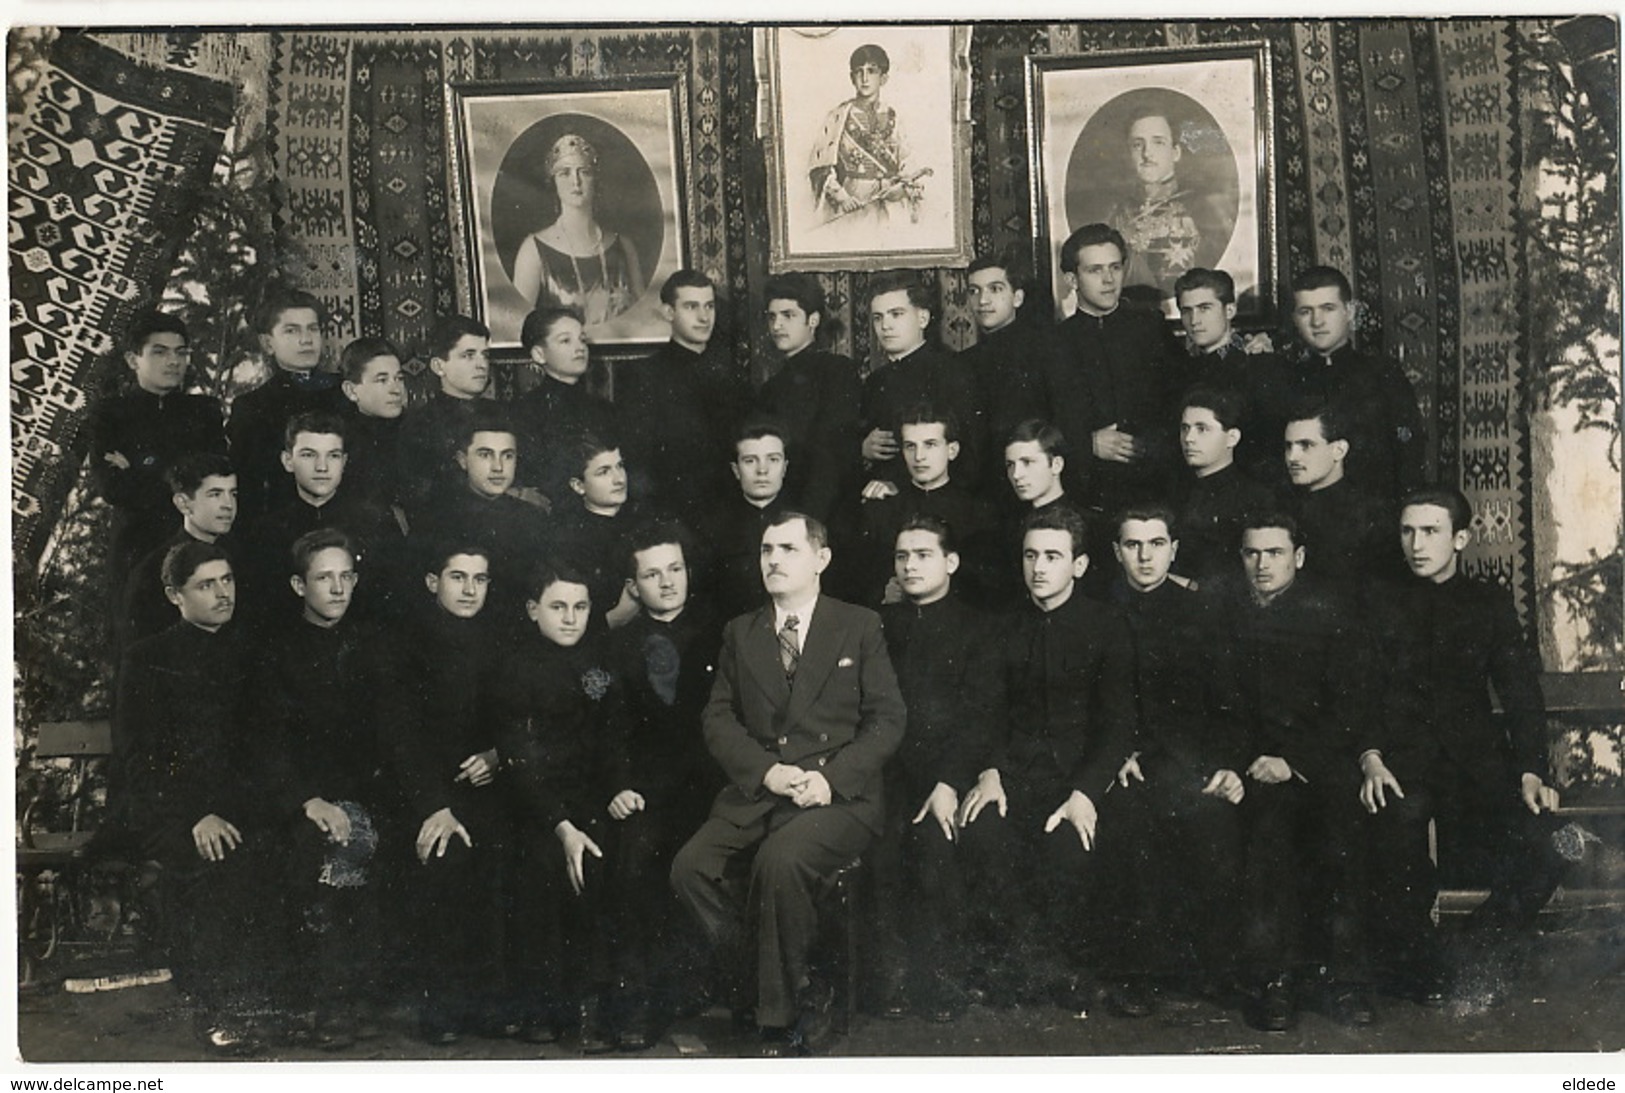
left=757, top=25, right=974, bottom=272
left=1028, top=43, right=1277, bottom=320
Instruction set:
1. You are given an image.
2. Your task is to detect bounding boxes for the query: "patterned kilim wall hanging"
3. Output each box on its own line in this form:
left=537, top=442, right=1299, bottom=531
left=9, top=32, right=234, bottom=568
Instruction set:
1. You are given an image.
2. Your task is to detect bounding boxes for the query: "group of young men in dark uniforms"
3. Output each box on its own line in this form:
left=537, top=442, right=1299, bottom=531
left=94, top=219, right=1564, bottom=1058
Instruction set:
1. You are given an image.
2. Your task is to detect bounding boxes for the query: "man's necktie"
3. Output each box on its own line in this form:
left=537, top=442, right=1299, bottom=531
left=778, top=615, right=800, bottom=682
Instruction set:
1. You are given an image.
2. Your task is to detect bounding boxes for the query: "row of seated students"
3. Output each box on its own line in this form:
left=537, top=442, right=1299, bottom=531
left=93, top=224, right=1560, bottom=1056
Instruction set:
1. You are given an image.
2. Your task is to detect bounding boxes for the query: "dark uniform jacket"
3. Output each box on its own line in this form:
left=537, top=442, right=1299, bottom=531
left=1174, top=463, right=1277, bottom=587
left=879, top=594, right=1003, bottom=801
left=399, top=390, right=486, bottom=510
left=546, top=500, right=648, bottom=624
left=1226, top=576, right=1372, bottom=787
left=995, top=590, right=1137, bottom=801
left=89, top=386, right=227, bottom=575
left=1166, top=335, right=1290, bottom=487
left=1106, top=576, right=1245, bottom=782
left=956, top=318, right=1052, bottom=486
left=616, top=340, right=745, bottom=519
left=1369, top=574, right=1547, bottom=788
left=239, top=490, right=407, bottom=631
left=1289, top=478, right=1399, bottom=589
left=113, top=621, right=258, bottom=856
left=697, top=491, right=792, bottom=623
left=377, top=601, right=503, bottom=830
left=410, top=481, right=551, bottom=636
left=1043, top=304, right=1181, bottom=512
left=515, top=374, right=620, bottom=502
left=702, top=595, right=905, bottom=835
left=609, top=603, right=725, bottom=823
left=861, top=344, right=986, bottom=491
left=850, top=478, right=995, bottom=607
left=227, top=369, right=347, bottom=519
left=340, top=409, right=407, bottom=513
left=1254, top=344, right=1427, bottom=501
left=494, top=630, right=631, bottom=833
left=118, top=529, right=240, bottom=654
left=755, top=347, right=864, bottom=522
left=251, top=615, right=388, bottom=821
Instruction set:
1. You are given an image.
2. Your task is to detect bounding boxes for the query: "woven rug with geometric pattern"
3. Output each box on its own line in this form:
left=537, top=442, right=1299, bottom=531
left=9, top=32, right=233, bottom=568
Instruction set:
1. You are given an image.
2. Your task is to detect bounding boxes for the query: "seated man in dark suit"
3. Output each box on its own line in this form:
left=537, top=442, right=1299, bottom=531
left=1226, top=513, right=1377, bottom=1032
left=113, top=541, right=274, bottom=1055
left=670, top=512, right=905, bottom=1055
left=606, top=522, right=726, bottom=1045
left=377, top=541, right=509, bottom=1045
left=873, top=515, right=1004, bottom=1022
left=954, top=505, right=1136, bottom=1010
left=251, top=528, right=390, bottom=1050
left=1358, top=488, right=1564, bottom=1008
left=1103, top=504, right=1246, bottom=1017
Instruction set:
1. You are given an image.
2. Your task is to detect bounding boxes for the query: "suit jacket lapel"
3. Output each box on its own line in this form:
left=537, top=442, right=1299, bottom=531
left=742, top=606, right=791, bottom=707
left=785, top=595, right=841, bottom=727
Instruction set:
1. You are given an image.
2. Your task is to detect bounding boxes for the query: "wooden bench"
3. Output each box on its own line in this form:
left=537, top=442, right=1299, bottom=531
left=1437, top=671, right=1625, bottom=917
left=16, top=720, right=150, bottom=986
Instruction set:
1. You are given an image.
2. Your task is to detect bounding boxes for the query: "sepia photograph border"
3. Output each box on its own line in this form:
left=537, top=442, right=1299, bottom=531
left=445, top=73, right=693, bottom=354
left=1027, top=42, right=1277, bottom=323
left=758, top=24, right=975, bottom=274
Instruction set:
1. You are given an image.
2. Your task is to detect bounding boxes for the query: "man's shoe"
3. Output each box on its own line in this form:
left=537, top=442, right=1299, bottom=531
left=1256, top=975, right=1297, bottom=1033
left=577, top=996, right=615, bottom=1055
left=199, top=1020, right=265, bottom=1057
left=920, top=974, right=966, bottom=1024
left=1106, top=979, right=1158, bottom=1019
left=517, top=1019, right=559, bottom=1045
left=793, top=977, right=836, bottom=1052
left=1051, top=972, right=1098, bottom=1016
left=314, top=1011, right=357, bottom=1052
left=1326, top=985, right=1377, bottom=1027
left=417, top=1018, right=462, bottom=1046
left=758, top=1026, right=807, bottom=1058
left=616, top=994, right=656, bottom=1052
left=878, top=979, right=910, bottom=1020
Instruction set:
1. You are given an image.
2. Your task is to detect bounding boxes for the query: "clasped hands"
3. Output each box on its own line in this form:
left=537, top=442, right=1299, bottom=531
left=764, top=762, right=832, bottom=809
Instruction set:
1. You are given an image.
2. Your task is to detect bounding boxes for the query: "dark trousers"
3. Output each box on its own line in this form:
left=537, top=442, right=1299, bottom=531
left=1107, top=769, right=1244, bottom=981
left=952, top=777, right=1101, bottom=989
left=284, top=813, right=382, bottom=1010
left=871, top=780, right=967, bottom=997
left=142, top=821, right=276, bottom=1016
left=1363, top=761, right=1563, bottom=984
left=508, top=816, right=608, bottom=1019
left=604, top=801, right=704, bottom=996
left=1238, top=777, right=1368, bottom=984
left=670, top=801, right=873, bottom=1028
left=397, top=810, right=508, bottom=1025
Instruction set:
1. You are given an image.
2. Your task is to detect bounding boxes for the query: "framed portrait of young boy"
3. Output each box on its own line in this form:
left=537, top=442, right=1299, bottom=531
left=444, top=73, right=693, bottom=349
left=757, top=25, right=974, bottom=273
left=1027, top=42, right=1277, bottom=321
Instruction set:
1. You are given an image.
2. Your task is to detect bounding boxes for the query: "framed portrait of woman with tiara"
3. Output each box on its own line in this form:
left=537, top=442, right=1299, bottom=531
left=446, top=73, right=693, bottom=349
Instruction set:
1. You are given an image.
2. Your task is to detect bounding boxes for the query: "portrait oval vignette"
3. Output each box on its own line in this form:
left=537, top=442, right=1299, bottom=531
left=490, top=112, right=664, bottom=305
left=1065, top=87, right=1240, bottom=300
